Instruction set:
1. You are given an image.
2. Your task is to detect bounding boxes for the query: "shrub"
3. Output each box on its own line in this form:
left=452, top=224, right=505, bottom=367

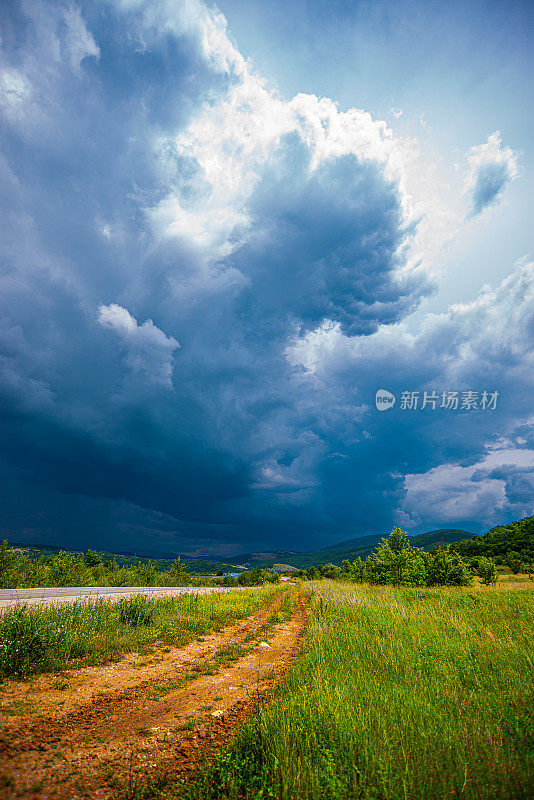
left=506, top=551, right=523, bottom=574
left=117, top=596, right=155, bottom=627
left=0, top=606, right=65, bottom=678
left=477, top=557, right=498, bottom=585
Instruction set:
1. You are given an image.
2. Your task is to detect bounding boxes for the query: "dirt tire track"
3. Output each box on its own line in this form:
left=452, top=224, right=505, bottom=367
left=0, top=588, right=286, bottom=724
left=0, top=589, right=307, bottom=799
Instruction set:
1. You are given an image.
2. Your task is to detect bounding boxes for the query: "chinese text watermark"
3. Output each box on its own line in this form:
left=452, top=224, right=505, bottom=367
left=375, top=389, right=499, bottom=412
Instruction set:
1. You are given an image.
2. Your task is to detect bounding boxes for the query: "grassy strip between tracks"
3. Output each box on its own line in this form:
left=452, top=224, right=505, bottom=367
left=128, top=590, right=300, bottom=709
left=185, top=581, right=534, bottom=800
left=0, top=585, right=283, bottom=681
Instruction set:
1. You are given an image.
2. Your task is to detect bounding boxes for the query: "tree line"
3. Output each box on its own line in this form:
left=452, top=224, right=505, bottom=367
left=296, top=528, right=503, bottom=586
left=450, top=515, right=534, bottom=574
left=2, top=516, right=532, bottom=590
left=0, top=543, right=280, bottom=590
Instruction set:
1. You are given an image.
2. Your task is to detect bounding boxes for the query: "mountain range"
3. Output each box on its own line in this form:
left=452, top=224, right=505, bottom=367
left=220, top=529, right=472, bottom=570
left=8, top=528, right=471, bottom=573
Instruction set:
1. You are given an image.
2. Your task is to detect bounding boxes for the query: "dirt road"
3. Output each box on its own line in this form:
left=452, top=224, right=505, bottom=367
left=0, top=589, right=307, bottom=799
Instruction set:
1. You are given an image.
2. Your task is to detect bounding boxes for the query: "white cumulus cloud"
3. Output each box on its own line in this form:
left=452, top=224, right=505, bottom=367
left=98, top=304, right=179, bottom=387
left=0, top=69, right=32, bottom=120
left=63, top=5, right=100, bottom=73
left=150, top=54, right=416, bottom=266
left=465, top=132, right=520, bottom=218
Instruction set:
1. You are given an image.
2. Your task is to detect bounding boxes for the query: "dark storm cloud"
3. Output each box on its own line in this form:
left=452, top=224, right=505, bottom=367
left=285, top=260, right=534, bottom=533
left=231, top=139, right=428, bottom=336
left=0, top=0, right=532, bottom=554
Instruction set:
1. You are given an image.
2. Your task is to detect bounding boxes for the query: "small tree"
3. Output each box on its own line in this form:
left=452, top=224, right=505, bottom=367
left=0, top=541, right=38, bottom=589
left=389, top=528, right=413, bottom=585
left=366, top=527, right=412, bottom=585
left=263, top=570, right=280, bottom=583
left=84, top=549, right=102, bottom=568
left=250, top=568, right=263, bottom=585
left=238, top=570, right=254, bottom=586
left=477, top=557, right=498, bottom=585
left=405, top=551, right=428, bottom=586
left=505, top=551, right=523, bottom=575
left=352, top=557, right=365, bottom=584
left=46, top=552, right=90, bottom=587
left=165, top=557, right=188, bottom=586
left=319, top=563, right=341, bottom=580
left=426, top=547, right=472, bottom=587
left=136, top=560, right=158, bottom=586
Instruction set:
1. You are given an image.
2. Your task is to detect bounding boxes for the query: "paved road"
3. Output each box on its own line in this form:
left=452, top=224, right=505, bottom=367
left=0, top=586, right=247, bottom=608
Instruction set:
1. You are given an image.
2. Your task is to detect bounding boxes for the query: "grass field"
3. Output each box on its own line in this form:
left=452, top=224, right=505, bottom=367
left=0, top=585, right=282, bottom=680
left=187, top=580, right=534, bottom=800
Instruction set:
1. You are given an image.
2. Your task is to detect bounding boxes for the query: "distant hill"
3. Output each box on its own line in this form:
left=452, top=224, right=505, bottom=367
left=6, top=542, right=246, bottom=574
left=410, top=529, right=472, bottom=550
left=223, top=528, right=472, bottom=569
left=227, top=551, right=308, bottom=569
left=7, top=529, right=470, bottom=574
left=7, top=519, right=531, bottom=574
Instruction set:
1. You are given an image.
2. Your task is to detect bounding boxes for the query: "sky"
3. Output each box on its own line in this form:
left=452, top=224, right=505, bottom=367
left=0, top=0, right=532, bottom=556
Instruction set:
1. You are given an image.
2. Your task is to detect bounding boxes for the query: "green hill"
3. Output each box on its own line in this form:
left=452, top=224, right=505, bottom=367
left=410, top=529, right=472, bottom=550
left=224, top=529, right=471, bottom=569
left=6, top=542, right=246, bottom=574
left=451, top=516, right=534, bottom=561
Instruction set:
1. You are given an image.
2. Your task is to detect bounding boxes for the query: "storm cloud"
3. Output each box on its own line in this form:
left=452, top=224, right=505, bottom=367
left=0, top=0, right=532, bottom=554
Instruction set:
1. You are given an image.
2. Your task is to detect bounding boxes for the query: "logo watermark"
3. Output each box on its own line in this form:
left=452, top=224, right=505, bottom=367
left=375, top=389, right=499, bottom=411
left=375, top=389, right=396, bottom=411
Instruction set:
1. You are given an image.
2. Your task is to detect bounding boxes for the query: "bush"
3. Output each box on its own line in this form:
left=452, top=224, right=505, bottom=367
left=477, top=557, right=498, bottom=585
left=0, top=606, right=66, bottom=678
left=506, top=551, right=523, bottom=574
left=117, top=596, right=155, bottom=627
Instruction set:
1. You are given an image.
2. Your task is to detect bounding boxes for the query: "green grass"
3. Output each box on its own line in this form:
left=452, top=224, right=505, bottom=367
left=0, top=585, right=282, bottom=680
left=275, top=587, right=298, bottom=621
left=187, top=581, right=534, bottom=800
left=146, top=681, right=181, bottom=701
left=176, top=719, right=196, bottom=732
left=242, top=588, right=298, bottom=645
